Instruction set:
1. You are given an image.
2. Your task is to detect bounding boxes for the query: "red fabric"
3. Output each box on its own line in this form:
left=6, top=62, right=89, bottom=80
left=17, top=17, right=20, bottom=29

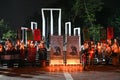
left=107, top=27, right=114, bottom=39
left=82, top=54, right=86, bottom=62
left=34, top=29, right=41, bottom=41
left=27, top=47, right=36, bottom=62
left=89, top=50, right=94, bottom=59
left=20, top=49, right=25, bottom=60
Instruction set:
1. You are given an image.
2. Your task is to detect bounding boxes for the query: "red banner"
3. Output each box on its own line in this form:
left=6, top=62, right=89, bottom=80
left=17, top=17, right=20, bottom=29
left=107, top=27, right=114, bottom=39
left=34, top=29, right=41, bottom=41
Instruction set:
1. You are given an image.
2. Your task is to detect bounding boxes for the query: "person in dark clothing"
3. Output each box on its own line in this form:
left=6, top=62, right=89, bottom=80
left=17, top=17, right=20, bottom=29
left=38, top=40, right=47, bottom=67
left=0, top=44, right=5, bottom=66
left=19, top=42, right=25, bottom=67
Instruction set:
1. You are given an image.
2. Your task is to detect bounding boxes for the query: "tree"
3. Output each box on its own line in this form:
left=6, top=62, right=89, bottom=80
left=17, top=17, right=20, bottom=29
left=89, top=24, right=102, bottom=41
left=0, top=18, right=16, bottom=40
left=70, top=0, right=103, bottom=41
left=57, top=0, right=104, bottom=41
left=71, top=0, right=104, bottom=26
left=0, top=19, right=9, bottom=39
left=2, top=30, right=16, bottom=40
left=108, top=8, right=120, bottom=38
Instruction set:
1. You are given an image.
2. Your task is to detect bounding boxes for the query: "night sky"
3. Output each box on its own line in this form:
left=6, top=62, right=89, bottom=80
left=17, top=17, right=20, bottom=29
left=0, top=0, right=120, bottom=30
left=0, top=0, right=59, bottom=29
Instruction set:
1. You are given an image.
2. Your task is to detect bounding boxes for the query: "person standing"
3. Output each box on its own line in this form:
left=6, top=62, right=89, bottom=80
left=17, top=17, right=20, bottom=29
left=19, top=42, right=25, bottom=67
left=0, top=44, right=5, bottom=66
left=27, top=41, right=36, bottom=67
left=112, top=39, right=119, bottom=66
left=105, top=43, right=112, bottom=64
left=81, top=41, right=89, bottom=69
left=88, top=41, right=95, bottom=65
left=38, top=40, right=47, bottom=67
left=96, top=42, right=102, bottom=63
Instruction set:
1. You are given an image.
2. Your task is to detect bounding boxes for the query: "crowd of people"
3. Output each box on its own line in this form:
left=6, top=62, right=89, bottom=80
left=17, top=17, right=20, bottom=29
left=0, top=38, right=120, bottom=67
left=0, top=39, right=47, bottom=67
left=81, top=38, right=120, bottom=66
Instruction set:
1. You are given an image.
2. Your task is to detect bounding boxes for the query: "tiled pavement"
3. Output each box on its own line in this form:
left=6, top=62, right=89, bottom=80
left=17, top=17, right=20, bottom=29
left=0, top=65, right=120, bottom=80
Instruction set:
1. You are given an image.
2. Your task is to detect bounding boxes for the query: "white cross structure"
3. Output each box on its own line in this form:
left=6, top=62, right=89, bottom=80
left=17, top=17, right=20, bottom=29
left=41, top=8, right=62, bottom=39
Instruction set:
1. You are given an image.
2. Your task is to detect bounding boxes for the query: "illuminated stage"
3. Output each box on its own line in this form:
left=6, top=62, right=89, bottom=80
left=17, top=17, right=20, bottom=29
left=66, top=59, right=81, bottom=65
left=49, top=59, right=64, bottom=66
left=47, top=65, right=83, bottom=72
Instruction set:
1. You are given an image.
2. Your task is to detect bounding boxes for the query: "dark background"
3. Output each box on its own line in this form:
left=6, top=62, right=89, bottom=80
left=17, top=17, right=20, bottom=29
left=0, top=0, right=120, bottom=30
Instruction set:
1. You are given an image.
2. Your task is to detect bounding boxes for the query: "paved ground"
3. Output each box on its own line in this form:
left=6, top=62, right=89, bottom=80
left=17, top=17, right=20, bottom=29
left=0, top=65, right=120, bottom=80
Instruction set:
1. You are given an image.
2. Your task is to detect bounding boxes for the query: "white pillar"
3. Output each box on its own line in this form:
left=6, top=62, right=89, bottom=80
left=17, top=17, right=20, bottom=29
left=21, top=29, right=24, bottom=42
left=41, top=8, right=62, bottom=37
left=41, top=9, right=46, bottom=38
left=31, top=22, right=37, bottom=30
left=74, top=28, right=80, bottom=36
left=58, top=9, right=61, bottom=36
left=74, top=27, right=81, bottom=51
left=65, top=22, right=71, bottom=36
left=50, top=10, right=53, bottom=36
left=64, top=22, right=71, bottom=51
left=25, top=29, right=27, bottom=45
left=21, top=27, right=28, bottom=45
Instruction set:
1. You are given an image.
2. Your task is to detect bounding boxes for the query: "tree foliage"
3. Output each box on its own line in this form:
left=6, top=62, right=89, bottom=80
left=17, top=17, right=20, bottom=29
left=89, top=24, right=102, bottom=41
left=108, top=8, right=120, bottom=38
left=0, top=19, right=9, bottom=39
left=2, top=30, right=16, bottom=40
left=71, top=0, right=104, bottom=26
left=61, top=0, right=104, bottom=41
left=0, top=18, right=16, bottom=40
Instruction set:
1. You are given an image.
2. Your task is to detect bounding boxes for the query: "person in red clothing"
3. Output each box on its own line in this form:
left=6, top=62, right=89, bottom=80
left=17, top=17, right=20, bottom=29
left=27, top=41, right=36, bottom=67
left=0, top=44, right=4, bottom=54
